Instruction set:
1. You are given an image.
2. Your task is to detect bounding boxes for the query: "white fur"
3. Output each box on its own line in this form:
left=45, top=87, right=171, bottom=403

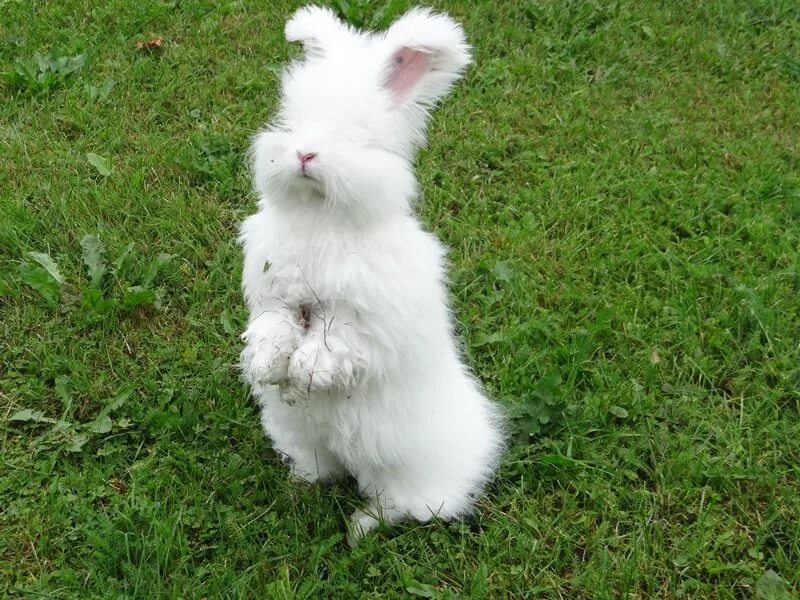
left=239, top=6, right=504, bottom=542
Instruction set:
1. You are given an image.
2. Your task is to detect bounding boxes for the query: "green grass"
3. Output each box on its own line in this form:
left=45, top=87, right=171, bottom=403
left=1, top=0, right=799, bottom=597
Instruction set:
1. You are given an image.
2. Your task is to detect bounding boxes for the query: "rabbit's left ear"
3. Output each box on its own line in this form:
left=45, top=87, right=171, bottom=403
left=285, top=5, right=349, bottom=57
left=381, top=8, right=471, bottom=106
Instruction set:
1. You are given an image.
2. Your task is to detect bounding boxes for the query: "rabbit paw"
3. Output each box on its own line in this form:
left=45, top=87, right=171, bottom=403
left=240, top=325, right=300, bottom=386
left=288, top=338, right=355, bottom=392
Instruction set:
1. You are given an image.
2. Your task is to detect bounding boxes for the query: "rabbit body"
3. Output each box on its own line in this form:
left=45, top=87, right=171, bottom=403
left=239, top=6, right=504, bottom=539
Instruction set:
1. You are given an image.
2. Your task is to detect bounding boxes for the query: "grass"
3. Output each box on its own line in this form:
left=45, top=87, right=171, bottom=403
left=1, top=0, right=799, bottom=597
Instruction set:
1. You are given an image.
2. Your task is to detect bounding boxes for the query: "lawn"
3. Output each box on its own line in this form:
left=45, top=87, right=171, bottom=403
left=1, top=0, right=799, bottom=597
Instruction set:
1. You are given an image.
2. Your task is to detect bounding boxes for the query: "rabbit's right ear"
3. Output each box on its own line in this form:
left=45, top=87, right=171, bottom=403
left=285, top=5, right=349, bottom=57
left=381, top=8, right=471, bottom=108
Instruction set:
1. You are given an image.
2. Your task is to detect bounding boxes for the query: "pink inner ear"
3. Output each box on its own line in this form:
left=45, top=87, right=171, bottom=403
left=385, top=47, right=431, bottom=99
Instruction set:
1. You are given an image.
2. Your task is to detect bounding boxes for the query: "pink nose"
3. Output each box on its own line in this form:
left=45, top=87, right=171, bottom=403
left=297, top=151, right=317, bottom=167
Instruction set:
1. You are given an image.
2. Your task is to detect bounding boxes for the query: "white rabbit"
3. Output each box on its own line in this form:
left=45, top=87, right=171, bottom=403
left=239, top=5, right=504, bottom=542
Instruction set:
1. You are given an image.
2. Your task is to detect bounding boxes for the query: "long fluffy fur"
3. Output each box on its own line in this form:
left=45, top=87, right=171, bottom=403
left=239, top=5, right=504, bottom=541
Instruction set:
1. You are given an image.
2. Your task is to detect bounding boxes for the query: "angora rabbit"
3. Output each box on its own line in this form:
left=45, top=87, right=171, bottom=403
left=239, top=5, right=504, bottom=541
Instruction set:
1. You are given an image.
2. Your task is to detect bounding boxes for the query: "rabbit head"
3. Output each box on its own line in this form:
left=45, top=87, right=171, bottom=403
left=251, top=6, right=471, bottom=221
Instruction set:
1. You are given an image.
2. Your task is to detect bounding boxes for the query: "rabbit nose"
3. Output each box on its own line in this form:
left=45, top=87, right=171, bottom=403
left=297, top=151, right=317, bottom=167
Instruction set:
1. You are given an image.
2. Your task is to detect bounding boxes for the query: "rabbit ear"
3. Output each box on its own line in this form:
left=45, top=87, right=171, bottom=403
left=285, top=5, right=349, bottom=57
left=382, top=8, right=471, bottom=106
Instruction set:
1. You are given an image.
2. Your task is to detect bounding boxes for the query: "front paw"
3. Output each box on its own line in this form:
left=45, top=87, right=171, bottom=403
left=288, top=339, right=355, bottom=392
left=241, top=341, right=292, bottom=386
left=240, top=326, right=300, bottom=386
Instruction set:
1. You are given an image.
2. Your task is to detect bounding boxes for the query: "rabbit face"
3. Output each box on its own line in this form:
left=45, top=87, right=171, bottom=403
left=251, top=6, right=471, bottom=221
